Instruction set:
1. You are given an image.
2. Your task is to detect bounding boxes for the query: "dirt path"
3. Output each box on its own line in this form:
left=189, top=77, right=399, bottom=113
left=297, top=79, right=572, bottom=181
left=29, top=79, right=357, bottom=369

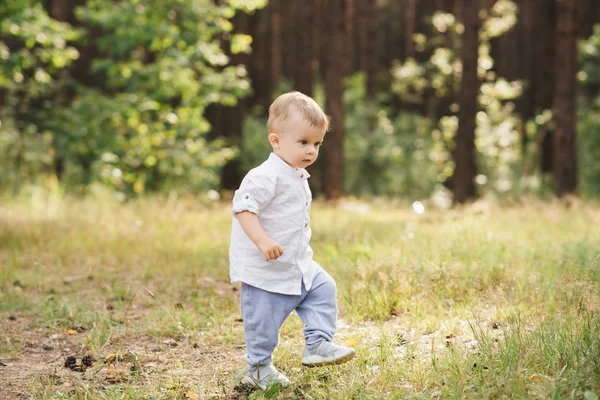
left=1, top=316, right=83, bottom=399
left=1, top=308, right=501, bottom=399
left=0, top=312, right=250, bottom=399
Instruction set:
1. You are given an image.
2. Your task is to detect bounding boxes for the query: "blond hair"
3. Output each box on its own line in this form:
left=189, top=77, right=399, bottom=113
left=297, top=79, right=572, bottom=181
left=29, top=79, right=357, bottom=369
left=267, top=91, right=330, bottom=134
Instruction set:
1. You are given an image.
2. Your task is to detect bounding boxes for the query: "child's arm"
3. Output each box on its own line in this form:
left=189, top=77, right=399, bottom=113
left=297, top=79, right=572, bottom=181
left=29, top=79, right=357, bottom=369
left=236, top=211, right=284, bottom=261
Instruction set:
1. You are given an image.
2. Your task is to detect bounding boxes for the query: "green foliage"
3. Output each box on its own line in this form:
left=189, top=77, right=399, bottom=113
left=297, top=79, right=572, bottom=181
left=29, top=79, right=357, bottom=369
left=239, top=109, right=270, bottom=173
left=579, top=24, right=600, bottom=87
left=0, top=0, right=265, bottom=196
left=343, top=73, right=439, bottom=198
left=238, top=80, right=295, bottom=174
left=239, top=76, right=441, bottom=199
left=390, top=1, right=525, bottom=198
left=578, top=99, right=600, bottom=198
left=3, top=1, right=599, bottom=199
left=578, top=25, right=600, bottom=197
left=0, top=2, right=81, bottom=85
left=0, top=1, right=82, bottom=190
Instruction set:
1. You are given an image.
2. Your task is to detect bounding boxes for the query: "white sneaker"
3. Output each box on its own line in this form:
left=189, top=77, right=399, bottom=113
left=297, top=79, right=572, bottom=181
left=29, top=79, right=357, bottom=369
left=302, top=340, right=356, bottom=367
left=241, top=364, right=290, bottom=390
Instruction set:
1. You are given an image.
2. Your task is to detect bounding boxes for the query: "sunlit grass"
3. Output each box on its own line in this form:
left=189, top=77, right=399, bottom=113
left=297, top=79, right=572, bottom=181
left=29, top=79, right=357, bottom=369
left=1, top=195, right=599, bottom=398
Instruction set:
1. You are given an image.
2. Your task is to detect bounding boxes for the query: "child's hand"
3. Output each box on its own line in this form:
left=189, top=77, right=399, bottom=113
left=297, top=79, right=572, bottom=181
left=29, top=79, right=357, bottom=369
left=256, top=236, right=285, bottom=261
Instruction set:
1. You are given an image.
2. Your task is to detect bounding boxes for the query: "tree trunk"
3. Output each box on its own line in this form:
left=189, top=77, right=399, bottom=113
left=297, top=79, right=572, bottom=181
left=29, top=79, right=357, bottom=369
left=519, top=0, right=536, bottom=149
left=47, top=0, right=69, bottom=21
left=323, top=0, right=345, bottom=200
left=220, top=12, right=251, bottom=190
left=359, top=0, right=377, bottom=99
left=454, top=0, right=479, bottom=204
left=344, top=0, right=355, bottom=75
left=312, top=0, right=322, bottom=81
left=282, top=0, right=297, bottom=83
left=580, top=0, right=600, bottom=101
left=297, top=1, right=314, bottom=96
left=495, top=19, right=520, bottom=80
left=405, top=0, right=418, bottom=59
left=579, top=0, right=599, bottom=38
left=46, top=0, right=70, bottom=180
left=553, top=0, right=578, bottom=196
left=479, top=0, right=496, bottom=12
left=308, top=0, right=326, bottom=196
left=248, top=7, right=272, bottom=109
left=383, top=0, right=404, bottom=65
left=453, top=0, right=462, bottom=22
left=435, top=0, right=454, bottom=13
left=271, top=0, right=283, bottom=82
left=535, top=0, right=556, bottom=173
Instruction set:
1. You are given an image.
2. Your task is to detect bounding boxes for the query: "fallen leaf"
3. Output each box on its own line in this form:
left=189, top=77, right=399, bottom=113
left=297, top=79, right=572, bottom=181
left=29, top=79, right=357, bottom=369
left=184, top=391, right=199, bottom=400
left=105, top=369, right=127, bottom=384
left=104, top=353, right=120, bottom=364
left=529, top=373, right=542, bottom=382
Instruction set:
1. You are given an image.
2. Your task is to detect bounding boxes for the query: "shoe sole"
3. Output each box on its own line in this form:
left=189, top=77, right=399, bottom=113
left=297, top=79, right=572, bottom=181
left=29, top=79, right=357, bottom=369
left=240, top=376, right=290, bottom=390
left=301, top=350, right=356, bottom=367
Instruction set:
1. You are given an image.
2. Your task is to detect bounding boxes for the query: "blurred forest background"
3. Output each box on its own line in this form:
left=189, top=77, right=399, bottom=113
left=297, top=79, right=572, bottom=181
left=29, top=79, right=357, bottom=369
left=2, top=0, right=600, bottom=204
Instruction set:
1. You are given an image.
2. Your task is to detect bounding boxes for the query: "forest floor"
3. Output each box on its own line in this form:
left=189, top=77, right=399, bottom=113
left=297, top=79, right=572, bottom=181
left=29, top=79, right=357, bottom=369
left=1, top=195, right=599, bottom=399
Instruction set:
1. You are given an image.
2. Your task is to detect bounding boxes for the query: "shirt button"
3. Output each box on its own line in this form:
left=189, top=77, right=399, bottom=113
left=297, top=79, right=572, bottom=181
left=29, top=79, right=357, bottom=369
left=304, top=222, right=308, bottom=228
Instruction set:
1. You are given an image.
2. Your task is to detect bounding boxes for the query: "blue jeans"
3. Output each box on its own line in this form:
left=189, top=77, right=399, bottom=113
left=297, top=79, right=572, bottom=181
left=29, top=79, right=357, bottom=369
left=240, top=266, right=337, bottom=367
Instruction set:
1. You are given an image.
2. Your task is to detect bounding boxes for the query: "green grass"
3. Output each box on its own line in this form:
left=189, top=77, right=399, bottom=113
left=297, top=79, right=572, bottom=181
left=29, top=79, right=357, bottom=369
left=1, top=195, right=599, bottom=399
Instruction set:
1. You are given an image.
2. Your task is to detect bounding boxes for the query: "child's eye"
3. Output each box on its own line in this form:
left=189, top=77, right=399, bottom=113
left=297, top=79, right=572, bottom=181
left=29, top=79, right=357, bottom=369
left=300, top=140, right=308, bottom=145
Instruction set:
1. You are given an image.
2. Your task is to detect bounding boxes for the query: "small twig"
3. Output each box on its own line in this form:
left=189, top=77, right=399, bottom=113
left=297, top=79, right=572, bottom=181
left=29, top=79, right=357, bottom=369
left=590, top=253, right=600, bottom=268
left=121, top=280, right=144, bottom=326
left=140, top=284, right=178, bottom=323
left=122, top=266, right=150, bottom=326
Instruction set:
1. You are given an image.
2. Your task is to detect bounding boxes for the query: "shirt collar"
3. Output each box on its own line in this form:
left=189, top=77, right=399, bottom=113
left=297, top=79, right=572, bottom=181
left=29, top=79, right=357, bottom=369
left=268, top=153, right=311, bottom=181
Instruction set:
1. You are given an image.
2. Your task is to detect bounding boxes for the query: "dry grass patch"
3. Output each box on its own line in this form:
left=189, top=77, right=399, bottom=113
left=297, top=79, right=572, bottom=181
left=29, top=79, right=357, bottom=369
left=1, top=196, right=599, bottom=398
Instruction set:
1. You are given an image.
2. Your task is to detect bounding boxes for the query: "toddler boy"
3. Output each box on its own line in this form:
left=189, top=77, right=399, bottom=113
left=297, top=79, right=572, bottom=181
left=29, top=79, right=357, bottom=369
left=230, top=91, right=355, bottom=389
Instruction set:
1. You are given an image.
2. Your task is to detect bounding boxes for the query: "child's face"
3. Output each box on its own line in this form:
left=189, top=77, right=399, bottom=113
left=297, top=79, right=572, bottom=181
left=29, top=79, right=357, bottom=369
left=269, top=108, right=326, bottom=170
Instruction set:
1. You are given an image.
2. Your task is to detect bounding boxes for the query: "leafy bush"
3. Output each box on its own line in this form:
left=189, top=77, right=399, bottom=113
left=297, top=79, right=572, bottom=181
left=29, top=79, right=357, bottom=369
left=578, top=24, right=600, bottom=197
left=0, top=1, right=81, bottom=190
left=343, top=73, right=438, bottom=198
left=0, top=0, right=266, bottom=196
left=390, top=2, right=525, bottom=199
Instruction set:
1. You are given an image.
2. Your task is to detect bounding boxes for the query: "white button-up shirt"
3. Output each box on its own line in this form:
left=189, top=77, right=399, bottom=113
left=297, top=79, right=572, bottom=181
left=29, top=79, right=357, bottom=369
left=229, top=153, right=316, bottom=295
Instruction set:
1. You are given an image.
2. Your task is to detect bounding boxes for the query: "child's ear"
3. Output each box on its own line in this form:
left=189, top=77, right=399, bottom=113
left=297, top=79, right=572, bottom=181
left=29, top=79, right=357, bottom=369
left=268, top=133, right=280, bottom=148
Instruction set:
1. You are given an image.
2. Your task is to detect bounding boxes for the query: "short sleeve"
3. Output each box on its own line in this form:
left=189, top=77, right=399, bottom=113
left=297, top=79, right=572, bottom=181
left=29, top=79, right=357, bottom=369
left=232, top=171, right=276, bottom=215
